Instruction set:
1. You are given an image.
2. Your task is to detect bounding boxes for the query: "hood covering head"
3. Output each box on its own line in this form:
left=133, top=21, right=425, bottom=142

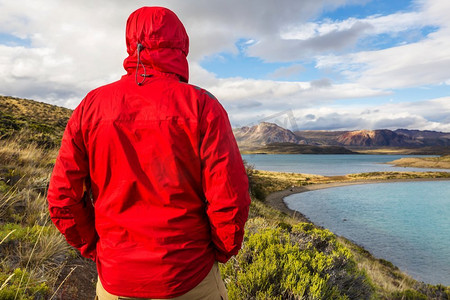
left=123, top=7, right=189, bottom=82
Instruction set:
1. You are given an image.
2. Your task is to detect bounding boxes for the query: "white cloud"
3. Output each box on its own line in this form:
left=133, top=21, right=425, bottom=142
left=282, top=11, right=428, bottom=41
left=0, top=0, right=135, bottom=106
left=289, top=97, right=450, bottom=131
left=316, top=29, right=450, bottom=89
left=315, top=0, right=450, bottom=90
left=247, top=21, right=372, bottom=62
left=268, top=64, right=305, bottom=79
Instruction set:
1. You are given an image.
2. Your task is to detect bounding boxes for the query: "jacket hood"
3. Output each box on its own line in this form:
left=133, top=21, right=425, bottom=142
left=123, top=7, right=189, bottom=82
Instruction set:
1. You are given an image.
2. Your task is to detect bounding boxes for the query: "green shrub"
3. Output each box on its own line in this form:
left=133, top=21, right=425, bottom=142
left=391, top=289, right=427, bottom=300
left=220, top=223, right=373, bottom=299
left=0, top=223, right=51, bottom=245
left=0, top=268, right=50, bottom=300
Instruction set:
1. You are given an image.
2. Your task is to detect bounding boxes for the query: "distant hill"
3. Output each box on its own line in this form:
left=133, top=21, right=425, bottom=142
left=233, top=122, right=306, bottom=150
left=244, top=142, right=354, bottom=154
left=0, top=95, right=72, bottom=148
left=394, top=129, right=450, bottom=146
left=294, top=128, right=450, bottom=149
left=293, top=130, right=346, bottom=146
left=233, top=122, right=353, bottom=154
left=336, top=129, right=421, bottom=147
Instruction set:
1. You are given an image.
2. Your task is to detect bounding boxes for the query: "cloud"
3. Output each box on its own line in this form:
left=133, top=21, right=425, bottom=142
left=0, top=0, right=133, bottom=106
left=202, top=77, right=387, bottom=112
left=282, top=11, right=429, bottom=41
left=268, top=64, right=305, bottom=79
left=146, top=0, right=358, bottom=62
left=316, top=31, right=450, bottom=89
left=310, top=78, right=332, bottom=88
left=247, top=21, right=372, bottom=62
left=288, top=97, right=450, bottom=131
left=0, top=0, right=361, bottom=107
left=315, top=1, right=450, bottom=89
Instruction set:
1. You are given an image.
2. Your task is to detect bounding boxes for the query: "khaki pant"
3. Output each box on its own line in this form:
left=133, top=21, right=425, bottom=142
left=95, top=262, right=228, bottom=300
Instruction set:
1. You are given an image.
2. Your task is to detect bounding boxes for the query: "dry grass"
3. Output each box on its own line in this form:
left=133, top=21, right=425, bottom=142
left=337, top=237, right=417, bottom=297
left=0, top=134, right=75, bottom=298
left=390, top=156, right=450, bottom=169
left=354, top=148, right=423, bottom=155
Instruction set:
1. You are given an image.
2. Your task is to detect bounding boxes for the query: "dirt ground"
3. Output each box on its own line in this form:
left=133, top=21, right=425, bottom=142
left=54, top=256, right=97, bottom=299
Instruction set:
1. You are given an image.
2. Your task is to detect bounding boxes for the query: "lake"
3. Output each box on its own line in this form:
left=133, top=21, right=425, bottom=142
left=243, top=153, right=450, bottom=285
left=284, top=181, right=450, bottom=286
left=241, top=154, right=450, bottom=176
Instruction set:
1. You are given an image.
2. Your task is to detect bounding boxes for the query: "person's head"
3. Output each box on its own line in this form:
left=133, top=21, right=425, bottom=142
left=123, top=7, right=189, bottom=82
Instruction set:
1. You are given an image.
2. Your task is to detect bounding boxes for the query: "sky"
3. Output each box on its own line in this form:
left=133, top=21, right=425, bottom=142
left=1, top=0, right=450, bottom=131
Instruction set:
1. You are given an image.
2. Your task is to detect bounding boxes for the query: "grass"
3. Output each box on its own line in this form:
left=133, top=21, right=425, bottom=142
left=241, top=142, right=354, bottom=154
left=0, top=132, right=78, bottom=299
left=389, top=156, right=450, bottom=169
left=0, top=96, right=71, bottom=148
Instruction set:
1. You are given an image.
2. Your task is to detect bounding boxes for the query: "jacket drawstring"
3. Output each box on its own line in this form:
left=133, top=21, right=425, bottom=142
left=135, top=43, right=146, bottom=86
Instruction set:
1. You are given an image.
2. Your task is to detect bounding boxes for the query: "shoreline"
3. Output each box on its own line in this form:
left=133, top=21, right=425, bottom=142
left=266, top=176, right=450, bottom=287
left=266, top=177, right=450, bottom=223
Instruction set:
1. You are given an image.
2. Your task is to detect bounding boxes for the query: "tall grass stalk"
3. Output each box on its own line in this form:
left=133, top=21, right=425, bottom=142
left=49, top=266, right=78, bottom=300
left=14, top=219, right=48, bottom=300
left=0, top=229, right=16, bottom=245
left=0, top=182, right=22, bottom=220
left=0, top=274, right=15, bottom=291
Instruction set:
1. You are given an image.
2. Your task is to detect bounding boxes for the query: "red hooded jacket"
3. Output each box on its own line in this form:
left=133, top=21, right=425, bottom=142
left=47, top=7, right=250, bottom=298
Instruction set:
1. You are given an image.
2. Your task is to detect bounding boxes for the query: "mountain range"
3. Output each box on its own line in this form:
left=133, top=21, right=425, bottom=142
left=233, top=122, right=450, bottom=154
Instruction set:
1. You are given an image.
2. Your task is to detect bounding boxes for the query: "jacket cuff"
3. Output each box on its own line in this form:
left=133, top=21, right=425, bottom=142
left=214, top=250, right=231, bottom=263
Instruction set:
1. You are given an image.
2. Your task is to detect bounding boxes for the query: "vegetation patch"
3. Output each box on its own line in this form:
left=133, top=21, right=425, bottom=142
left=0, top=268, right=50, bottom=300
left=241, top=142, right=355, bottom=154
left=389, top=156, right=450, bottom=170
left=0, top=96, right=72, bottom=148
left=221, top=222, right=373, bottom=299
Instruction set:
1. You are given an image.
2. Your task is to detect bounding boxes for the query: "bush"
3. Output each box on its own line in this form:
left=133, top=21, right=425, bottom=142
left=391, top=289, right=428, bottom=300
left=220, top=222, right=373, bottom=299
left=0, top=268, right=50, bottom=300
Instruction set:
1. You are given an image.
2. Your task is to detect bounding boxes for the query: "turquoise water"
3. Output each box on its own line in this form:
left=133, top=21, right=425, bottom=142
left=242, top=154, right=450, bottom=176
left=284, top=181, right=450, bottom=285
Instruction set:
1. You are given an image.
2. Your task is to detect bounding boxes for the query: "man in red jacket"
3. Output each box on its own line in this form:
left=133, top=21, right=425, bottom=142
left=47, top=6, right=250, bottom=299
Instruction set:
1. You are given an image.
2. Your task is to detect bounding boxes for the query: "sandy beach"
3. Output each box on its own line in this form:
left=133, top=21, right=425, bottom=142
left=266, top=177, right=450, bottom=223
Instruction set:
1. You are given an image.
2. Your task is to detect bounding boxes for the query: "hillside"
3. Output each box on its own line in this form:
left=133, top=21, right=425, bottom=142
left=0, top=96, right=96, bottom=299
left=0, top=95, right=72, bottom=148
left=243, top=142, right=354, bottom=154
left=389, top=155, right=450, bottom=169
left=293, top=130, right=345, bottom=146
left=233, top=122, right=354, bottom=153
left=233, top=122, right=305, bottom=150
left=336, top=129, right=420, bottom=147
left=395, top=129, right=450, bottom=146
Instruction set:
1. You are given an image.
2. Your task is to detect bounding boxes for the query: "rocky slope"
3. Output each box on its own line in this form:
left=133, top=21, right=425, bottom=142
left=336, top=129, right=420, bottom=147
left=395, top=129, right=450, bottom=146
left=0, top=95, right=72, bottom=147
left=233, top=122, right=305, bottom=150
left=294, top=128, right=450, bottom=148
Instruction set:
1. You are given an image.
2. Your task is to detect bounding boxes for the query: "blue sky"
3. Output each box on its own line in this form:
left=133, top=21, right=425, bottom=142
left=201, top=0, right=422, bottom=79
left=0, top=0, right=449, bottom=131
